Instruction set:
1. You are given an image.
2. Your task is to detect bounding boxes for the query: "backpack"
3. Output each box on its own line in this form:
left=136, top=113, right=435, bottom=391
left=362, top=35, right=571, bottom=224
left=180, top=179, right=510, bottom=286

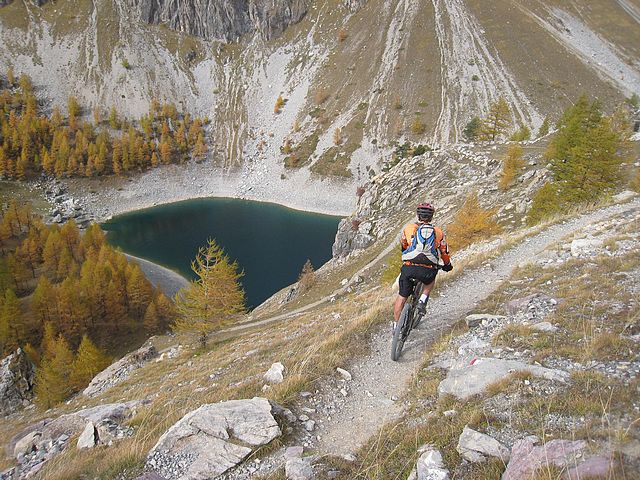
left=402, top=223, right=443, bottom=266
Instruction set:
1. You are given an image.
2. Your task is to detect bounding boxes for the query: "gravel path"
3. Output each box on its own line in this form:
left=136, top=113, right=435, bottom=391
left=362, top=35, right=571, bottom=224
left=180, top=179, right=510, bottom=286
left=308, top=198, right=640, bottom=455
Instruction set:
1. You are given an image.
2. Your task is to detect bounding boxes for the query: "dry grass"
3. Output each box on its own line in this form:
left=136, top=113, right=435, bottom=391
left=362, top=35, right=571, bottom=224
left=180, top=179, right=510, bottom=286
left=26, top=287, right=388, bottom=479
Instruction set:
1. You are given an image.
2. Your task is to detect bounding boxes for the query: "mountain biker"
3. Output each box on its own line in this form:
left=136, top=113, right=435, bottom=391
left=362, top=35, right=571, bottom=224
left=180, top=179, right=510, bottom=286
left=393, top=203, right=453, bottom=328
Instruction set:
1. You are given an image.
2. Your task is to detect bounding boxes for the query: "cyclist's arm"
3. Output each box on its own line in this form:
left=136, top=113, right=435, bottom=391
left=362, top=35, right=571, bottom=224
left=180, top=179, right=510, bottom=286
left=436, top=227, right=451, bottom=264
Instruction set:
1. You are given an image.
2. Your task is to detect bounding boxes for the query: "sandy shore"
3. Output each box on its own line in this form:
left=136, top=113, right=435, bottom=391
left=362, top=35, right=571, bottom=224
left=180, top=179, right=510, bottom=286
left=124, top=254, right=190, bottom=298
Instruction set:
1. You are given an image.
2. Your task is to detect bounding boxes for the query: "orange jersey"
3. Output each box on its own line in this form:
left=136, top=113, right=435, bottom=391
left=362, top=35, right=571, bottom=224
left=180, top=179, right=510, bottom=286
left=401, top=222, right=450, bottom=266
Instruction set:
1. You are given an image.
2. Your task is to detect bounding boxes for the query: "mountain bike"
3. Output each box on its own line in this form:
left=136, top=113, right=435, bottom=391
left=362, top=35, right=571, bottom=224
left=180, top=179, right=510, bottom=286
left=391, top=279, right=425, bottom=361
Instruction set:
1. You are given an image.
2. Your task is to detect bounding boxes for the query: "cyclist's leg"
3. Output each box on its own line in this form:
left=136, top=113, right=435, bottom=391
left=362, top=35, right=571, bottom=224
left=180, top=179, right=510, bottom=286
left=393, top=295, right=408, bottom=322
left=395, top=265, right=414, bottom=322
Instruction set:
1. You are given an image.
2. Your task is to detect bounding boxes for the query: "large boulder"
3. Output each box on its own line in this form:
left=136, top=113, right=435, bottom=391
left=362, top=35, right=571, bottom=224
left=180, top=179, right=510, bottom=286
left=147, top=397, right=281, bottom=479
left=438, top=358, right=569, bottom=400
left=502, top=437, right=612, bottom=480
left=83, top=344, right=157, bottom=397
left=0, top=348, right=35, bottom=415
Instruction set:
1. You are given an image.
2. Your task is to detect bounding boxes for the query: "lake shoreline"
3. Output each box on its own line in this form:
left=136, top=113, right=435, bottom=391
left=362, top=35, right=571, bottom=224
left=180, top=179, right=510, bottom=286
left=65, top=159, right=356, bottom=224
left=124, top=254, right=190, bottom=299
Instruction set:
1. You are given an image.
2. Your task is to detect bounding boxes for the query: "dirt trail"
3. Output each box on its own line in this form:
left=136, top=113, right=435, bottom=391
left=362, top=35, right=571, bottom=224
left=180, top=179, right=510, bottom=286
left=311, top=198, right=640, bottom=455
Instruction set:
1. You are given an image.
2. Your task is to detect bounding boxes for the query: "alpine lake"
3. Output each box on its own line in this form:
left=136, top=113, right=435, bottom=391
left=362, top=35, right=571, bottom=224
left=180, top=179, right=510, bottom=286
left=101, top=198, right=343, bottom=309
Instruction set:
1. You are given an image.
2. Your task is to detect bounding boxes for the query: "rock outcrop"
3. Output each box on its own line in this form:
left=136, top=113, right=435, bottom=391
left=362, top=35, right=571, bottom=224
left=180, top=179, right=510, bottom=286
left=438, top=357, right=569, bottom=400
left=147, top=397, right=281, bottom=479
left=83, top=344, right=157, bottom=397
left=0, top=349, right=35, bottom=416
left=129, top=0, right=309, bottom=42
left=7, top=401, right=139, bottom=479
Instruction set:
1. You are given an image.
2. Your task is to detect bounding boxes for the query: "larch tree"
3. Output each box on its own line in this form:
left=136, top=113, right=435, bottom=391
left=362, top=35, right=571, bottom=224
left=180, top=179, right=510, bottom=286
left=35, top=334, right=74, bottom=407
left=173, top=239, right=245, bottom=348
left=70, top=335, right=110, bottom=390
left=481, top=97, right=511, bottom=141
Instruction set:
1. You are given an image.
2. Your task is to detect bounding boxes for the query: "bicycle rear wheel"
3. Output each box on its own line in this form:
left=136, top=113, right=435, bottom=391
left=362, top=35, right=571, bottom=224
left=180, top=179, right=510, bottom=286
left=391, top=303, right=411, bottom=361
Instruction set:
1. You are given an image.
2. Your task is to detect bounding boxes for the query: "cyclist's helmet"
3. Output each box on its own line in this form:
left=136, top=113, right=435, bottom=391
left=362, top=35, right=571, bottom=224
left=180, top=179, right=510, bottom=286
left=417, top=202, right=435, bottom=221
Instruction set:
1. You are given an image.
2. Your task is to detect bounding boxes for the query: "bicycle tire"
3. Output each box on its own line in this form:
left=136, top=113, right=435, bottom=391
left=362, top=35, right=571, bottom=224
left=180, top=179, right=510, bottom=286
left=391, top=303, right=411, bottom=361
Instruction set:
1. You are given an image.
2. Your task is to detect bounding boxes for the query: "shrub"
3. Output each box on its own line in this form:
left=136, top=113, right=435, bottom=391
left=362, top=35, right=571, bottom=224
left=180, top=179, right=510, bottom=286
left=510, top=125, right=531, bottom=142
left=411, top=116, right=426, bottom=135
left=121, top=58, right=131, bottom=69
left=526, top=182, right=560, bottom=226
left=297, top=259, right=315, bottom=293
left=471, top=74, right=480, bottom=81
left=333, top=127, right=342, bottom=145
left=629, top=169, right=640, bottom=193
left=537, top=117, right=550, bottom=138
left=351, top=218, right=362, bottom=231
left=356, top=186, right=366, bottom=197
left=499, top=144, right=525, bottom=191
left=337, top=29, right=349, bottom=42
left=446, top=192, right=501, bottom=250
left=314, top=88, right=329, bottom=105
left=627, top=93, right=639, bottom=109
left=280, top=139, right=292, bottom=154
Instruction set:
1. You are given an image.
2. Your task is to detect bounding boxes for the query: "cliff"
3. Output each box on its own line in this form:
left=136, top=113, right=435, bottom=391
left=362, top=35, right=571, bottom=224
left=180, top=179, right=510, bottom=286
left=129, top=0, right=310, bottom=42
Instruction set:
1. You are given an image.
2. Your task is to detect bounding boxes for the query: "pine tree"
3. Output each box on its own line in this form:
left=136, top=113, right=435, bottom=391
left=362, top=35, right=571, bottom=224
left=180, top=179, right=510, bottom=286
left=126, top=264, right=152, bottom=318
left=173, top=239, right=245, bottom=348
left=480, top=97, right=511, bottom=141
left=70, top=335, right=110, bottom=390
left=35, top=334, right=74, bottom=407
left=463, top=117, right=481, bottom=142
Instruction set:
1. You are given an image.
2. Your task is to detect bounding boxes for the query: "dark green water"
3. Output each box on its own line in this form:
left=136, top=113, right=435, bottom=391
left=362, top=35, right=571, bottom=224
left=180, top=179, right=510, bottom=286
left=101, top=198, right=342, bottom=308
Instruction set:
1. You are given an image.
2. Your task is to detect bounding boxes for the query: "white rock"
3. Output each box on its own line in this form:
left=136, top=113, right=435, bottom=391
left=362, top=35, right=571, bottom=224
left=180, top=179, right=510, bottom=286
left=407, top=445, right=450, bottom=480
left=264, top=362, right=285, bottom=384
left=570, top=238, right=603, bottom=257
left=456, top=426, right=510, bottom=463
left=531, top=322, right=558, bottom=333
left=77, top=422, right=96, bottom=449
left=438, top=358, right=569, bottom=400
left=286, top=456, right=315, bottom=480
left=465, top=314, right=505, bottom=328
left=13, top=431, right=41, bottom=458
left=612, top=190, right=636, bottom=203
left=336, top=368, right=352, bottom=381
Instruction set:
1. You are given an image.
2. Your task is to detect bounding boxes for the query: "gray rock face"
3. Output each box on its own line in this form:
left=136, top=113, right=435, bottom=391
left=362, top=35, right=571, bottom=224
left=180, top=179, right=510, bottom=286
left=407, top=445, right=450, bottom=480
left=83, top=344, right=157, bottom=397
left=147, top=397, right=281, bottom=479
left=129, top=0, right=309, bottom=42
left=0, top=349, right=35, bottom=416
left=438, top=358, right=569, bottom=400
left=456, top=426, right=510, bottom=463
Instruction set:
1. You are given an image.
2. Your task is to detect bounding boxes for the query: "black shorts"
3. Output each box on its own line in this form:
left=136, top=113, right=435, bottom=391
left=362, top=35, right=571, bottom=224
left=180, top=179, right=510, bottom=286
left=398, top=264, right=438, bottom=298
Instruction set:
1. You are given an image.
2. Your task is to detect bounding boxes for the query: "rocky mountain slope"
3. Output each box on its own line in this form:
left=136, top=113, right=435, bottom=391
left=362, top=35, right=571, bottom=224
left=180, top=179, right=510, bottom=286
left=0, top=0, right=638, bottom=197
left=1, top=134, right=638, bottom=479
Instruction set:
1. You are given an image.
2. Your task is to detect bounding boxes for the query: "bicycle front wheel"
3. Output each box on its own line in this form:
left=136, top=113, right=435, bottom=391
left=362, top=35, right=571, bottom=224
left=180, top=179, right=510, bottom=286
left=391, top=303, right=411, bottom=361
